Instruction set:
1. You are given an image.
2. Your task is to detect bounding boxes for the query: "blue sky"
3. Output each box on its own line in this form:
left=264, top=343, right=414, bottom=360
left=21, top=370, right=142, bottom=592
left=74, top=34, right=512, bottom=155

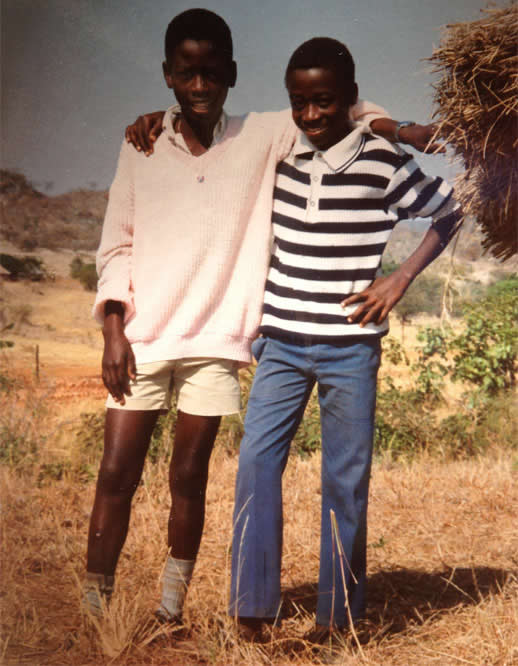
left=1, top=0, right=490, bottom=194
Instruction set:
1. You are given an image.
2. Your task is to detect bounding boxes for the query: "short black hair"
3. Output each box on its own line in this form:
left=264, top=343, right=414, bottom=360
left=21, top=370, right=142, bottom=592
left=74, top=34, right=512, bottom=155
left=285, top=38, right=356, bottom=103
left=165, top=8, right=233, bottom=63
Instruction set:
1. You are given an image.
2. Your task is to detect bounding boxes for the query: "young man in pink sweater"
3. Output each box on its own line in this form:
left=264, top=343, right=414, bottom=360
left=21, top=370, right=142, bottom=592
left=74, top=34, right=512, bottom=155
left=87, top=8, right=441, bottom=626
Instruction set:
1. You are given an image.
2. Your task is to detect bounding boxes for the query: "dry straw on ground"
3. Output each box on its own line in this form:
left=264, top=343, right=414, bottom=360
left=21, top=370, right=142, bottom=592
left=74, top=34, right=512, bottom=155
left=1, top=374, right=517, bottom=665
left=429, top=2, right=518, bottom=260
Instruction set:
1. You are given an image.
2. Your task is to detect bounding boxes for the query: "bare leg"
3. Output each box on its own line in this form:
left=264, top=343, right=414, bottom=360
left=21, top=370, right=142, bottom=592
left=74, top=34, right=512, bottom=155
left=87, top=408, right=160, bottom=575
left=168, top=410, right=221, bottom=559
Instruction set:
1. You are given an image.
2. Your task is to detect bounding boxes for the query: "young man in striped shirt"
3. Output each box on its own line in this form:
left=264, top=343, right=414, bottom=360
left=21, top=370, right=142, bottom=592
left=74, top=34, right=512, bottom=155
left=230, top=37, right=461, bottom=642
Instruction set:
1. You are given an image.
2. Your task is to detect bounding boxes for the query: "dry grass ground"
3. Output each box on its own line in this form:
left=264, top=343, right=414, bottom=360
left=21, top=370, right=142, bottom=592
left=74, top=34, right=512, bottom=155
left=1, top=347, right=517, bottom=665
left=1, top=254, right=517, bottom=665
left=1, top=391, right=517, bottom=665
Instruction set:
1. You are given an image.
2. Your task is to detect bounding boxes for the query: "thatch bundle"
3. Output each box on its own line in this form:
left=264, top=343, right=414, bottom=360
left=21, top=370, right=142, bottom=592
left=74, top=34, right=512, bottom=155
left=429, top=3, right=518, bottom=260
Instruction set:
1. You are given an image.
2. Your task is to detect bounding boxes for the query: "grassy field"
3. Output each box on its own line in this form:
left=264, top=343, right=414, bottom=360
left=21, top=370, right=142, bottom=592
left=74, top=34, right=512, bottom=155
left=1, top=247, right=517, bottom=665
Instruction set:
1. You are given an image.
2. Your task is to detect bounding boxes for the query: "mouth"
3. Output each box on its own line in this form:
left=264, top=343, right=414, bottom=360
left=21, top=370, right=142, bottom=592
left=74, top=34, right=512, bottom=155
left=189, top=98, right=213, bottom=110
left=302, top=127, right=329, bottom=143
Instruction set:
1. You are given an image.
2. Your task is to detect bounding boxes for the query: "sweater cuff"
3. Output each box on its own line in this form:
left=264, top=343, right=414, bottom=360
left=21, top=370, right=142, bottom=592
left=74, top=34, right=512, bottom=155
left=93, top=287, right=135, bottom=326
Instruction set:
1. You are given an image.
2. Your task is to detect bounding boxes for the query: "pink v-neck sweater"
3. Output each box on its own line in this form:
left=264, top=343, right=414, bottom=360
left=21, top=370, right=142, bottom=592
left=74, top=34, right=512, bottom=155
left=94, top=103, right=386, bottom=365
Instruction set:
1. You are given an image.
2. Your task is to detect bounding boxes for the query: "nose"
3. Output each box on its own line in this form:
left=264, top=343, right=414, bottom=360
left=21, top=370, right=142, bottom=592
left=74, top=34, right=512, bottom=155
left=302, top=103, right=320, bottom=124
left=192, top=74, right=208, bottom=93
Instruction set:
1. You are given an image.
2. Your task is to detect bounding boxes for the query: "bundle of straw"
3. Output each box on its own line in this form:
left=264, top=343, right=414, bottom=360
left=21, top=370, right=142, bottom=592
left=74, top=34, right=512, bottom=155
left=429, top=3, right=518, bottom=260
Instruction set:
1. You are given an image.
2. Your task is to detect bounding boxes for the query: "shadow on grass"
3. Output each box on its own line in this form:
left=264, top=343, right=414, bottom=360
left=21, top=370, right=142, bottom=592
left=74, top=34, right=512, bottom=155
left=282, top=566, right=515, bottom=633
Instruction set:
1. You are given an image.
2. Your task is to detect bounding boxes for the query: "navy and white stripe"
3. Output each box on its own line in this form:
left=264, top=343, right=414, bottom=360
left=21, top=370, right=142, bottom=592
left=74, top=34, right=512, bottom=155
left=259, top=125, right=460, bottom=343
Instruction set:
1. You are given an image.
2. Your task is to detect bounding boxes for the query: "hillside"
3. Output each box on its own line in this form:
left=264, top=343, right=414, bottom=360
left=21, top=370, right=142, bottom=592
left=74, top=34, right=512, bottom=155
left=0, top=170, right=106, bottom=252
left=1, top=169, right=516, bottom=280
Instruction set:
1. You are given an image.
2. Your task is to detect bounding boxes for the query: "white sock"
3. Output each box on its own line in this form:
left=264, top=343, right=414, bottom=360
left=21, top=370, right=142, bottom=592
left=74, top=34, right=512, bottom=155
left=157, top=556, right=195, bottom=621
left=83, top=572, right=114, bottom=617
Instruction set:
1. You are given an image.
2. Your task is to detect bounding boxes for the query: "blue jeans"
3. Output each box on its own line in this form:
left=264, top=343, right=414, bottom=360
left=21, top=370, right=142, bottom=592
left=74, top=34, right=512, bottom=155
left=229, top=336, right=381, bottom=627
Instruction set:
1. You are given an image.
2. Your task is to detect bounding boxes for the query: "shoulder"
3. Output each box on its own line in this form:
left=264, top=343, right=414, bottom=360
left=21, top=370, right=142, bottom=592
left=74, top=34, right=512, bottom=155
left=224, top=109, right=293, bottom=142
left=235, top=108, right=291, bottom=130
left=360, top=132, right=413, bottom=170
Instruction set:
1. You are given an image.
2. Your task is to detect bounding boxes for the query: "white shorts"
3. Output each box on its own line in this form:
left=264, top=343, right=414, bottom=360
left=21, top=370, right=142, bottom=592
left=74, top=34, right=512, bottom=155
left=105, top=357, right=241, bottom=416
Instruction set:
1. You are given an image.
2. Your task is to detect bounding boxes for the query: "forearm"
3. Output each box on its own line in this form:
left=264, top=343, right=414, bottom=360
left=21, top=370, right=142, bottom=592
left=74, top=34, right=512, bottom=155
left=394, top=227, right=449, bottom=289
left=369, top=118, right=398, bottom=142
left=370, top=118, right=416, bottom=144
left=103, top=300, right=125, bottom=336
left=370, top=118, right=443, bottom=153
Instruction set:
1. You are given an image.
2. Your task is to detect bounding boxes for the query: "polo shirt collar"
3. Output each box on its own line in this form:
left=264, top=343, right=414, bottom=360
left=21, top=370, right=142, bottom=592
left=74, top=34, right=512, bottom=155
left=163, top=104, right=228, bottom=152
left=292, top=122, right=370, bottom=172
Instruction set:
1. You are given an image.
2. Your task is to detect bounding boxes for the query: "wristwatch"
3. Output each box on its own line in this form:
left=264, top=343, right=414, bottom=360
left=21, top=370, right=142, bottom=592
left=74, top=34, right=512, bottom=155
left=394, top=121, right=416, bottom=143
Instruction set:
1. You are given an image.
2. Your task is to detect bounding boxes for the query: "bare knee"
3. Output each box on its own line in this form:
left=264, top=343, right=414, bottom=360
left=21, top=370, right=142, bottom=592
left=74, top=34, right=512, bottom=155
left=171, top=459, right=209, bottom=501
left=96, top=458, right=141, bottom=501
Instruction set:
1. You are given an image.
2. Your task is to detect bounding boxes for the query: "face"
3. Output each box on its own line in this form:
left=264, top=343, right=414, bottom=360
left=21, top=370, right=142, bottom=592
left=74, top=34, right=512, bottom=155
left=163, top=39, right=236, bottom=127
left=286, top=67, right=358, bottom=150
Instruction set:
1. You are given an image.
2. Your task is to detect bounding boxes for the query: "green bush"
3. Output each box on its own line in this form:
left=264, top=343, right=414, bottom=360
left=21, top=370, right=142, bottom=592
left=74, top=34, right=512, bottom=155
left=70, top=256, right=97, bottom=291
left=450, top=274, right=517, bottom=395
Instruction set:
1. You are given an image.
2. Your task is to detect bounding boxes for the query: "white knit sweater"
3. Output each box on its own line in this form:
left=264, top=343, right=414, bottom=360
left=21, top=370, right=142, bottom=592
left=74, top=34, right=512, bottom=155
left=94, top=103, right=387, bottom=365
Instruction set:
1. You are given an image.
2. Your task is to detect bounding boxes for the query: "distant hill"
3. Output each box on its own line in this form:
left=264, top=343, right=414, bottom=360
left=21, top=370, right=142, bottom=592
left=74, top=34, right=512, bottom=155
left=0, top=170, right=106, bottom=252
left=0, top=170, right=515, bottom=274
left=384, top=217, right=494, bottom=265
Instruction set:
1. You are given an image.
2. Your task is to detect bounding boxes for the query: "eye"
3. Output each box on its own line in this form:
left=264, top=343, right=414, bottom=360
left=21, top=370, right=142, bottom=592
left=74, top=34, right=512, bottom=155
left=290, top=97, right=305, bottom=111
left=205, top=70, right=219, bottom=82
left=316, top=96, right=333, bottom=108
left=176, top=69, right=193, bottom=81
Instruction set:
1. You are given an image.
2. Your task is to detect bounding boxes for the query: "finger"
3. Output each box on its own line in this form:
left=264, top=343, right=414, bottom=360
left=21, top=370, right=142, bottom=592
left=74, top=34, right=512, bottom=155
left=341, top=292, right=367, bottom=308
left=127, top=349, right=137, bottom=382
left=375, top=305, right=392, bottom=325
left=125, top=125, right=142, bottom=151
left=105, top=360, right=125, bottom=402
left=103, top=367, right=122, bottom=402
left=347, top=301, right=371, bottom=323
left=355, top=301, right=384, bottom=327
left=136, top=120, right=153, bottom=155
left=114, top=358, right=129, bottom=398
left=149, top=118, right=163, bottom=143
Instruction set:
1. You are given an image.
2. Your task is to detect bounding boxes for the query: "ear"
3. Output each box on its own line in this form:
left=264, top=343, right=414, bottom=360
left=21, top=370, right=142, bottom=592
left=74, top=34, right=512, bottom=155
left=348, top=82, right=359, bottom=107
left=228, top=60, right=237, bottom=88
left=163, top=61, right=174, bottom=89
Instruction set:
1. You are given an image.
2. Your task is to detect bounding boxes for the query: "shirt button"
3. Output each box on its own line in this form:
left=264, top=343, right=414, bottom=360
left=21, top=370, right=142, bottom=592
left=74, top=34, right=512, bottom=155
left=313, top=175, right=319, bottom=182
left=310, top=200, right=315, bottom=207
left=197, top=175, right=205, bottom=183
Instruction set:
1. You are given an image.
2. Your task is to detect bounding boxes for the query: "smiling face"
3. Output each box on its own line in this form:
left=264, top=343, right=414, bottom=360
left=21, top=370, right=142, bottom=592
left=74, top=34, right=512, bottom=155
left=286, top=67, right=358, bottom=151
left=163, top=38, right=236, bottom=128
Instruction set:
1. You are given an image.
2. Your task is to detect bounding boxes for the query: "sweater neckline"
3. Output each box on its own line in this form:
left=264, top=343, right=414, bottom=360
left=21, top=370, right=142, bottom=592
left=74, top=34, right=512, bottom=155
left=164, top=116, right=237, bottom=168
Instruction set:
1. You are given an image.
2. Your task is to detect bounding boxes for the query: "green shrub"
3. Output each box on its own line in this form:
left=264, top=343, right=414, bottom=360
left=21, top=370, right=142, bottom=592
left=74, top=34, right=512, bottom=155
left=0, top=253, right=49, bottom=281
left=70, top=256, right=98, bottom=291
left=450, top=275, right=517, bottom=395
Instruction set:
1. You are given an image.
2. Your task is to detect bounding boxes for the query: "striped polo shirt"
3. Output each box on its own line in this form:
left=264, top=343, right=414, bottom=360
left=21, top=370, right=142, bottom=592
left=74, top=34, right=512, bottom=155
left=259, top=123, right=460, bottom=344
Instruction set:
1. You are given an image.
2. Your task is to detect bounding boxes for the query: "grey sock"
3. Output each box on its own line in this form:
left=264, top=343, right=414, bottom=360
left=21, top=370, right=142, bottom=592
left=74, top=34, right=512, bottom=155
left=156, top=556, right=195, bottom=621
left=83, top=572, right=114, bottom=617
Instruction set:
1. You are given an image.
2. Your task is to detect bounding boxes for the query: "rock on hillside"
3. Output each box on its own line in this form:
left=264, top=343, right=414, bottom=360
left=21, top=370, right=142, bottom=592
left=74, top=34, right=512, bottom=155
left=1, top=170, right=107, bottom=252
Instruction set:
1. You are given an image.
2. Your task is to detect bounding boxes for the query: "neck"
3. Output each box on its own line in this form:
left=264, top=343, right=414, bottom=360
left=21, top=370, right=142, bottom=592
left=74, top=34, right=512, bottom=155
left=177, top=115, right=217, bottom=153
